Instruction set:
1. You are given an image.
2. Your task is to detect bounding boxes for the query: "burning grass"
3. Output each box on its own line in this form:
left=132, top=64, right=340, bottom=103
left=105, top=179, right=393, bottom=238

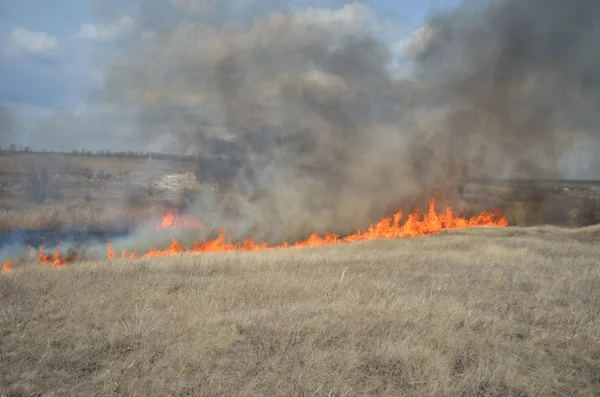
left=1, top=226, right=599, bottom=396
left=4, top=199, right=507, bottom=269
left=1, top=259, right=14, bottom=272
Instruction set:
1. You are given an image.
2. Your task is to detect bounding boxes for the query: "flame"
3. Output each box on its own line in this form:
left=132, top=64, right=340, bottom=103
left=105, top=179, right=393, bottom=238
left=134, top=198, right=508, bottom=256
left=36, top=246, right=79, bottom=267
left=156, top=207, right=202, bottom=229
left=107, top=239, right=115, bottom=260
left=1, top=198, right=508, bottom=271
left=2, top=259, right=15, bottom=272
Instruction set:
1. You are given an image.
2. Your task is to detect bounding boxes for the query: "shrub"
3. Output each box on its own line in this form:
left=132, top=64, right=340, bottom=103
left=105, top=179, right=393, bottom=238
left=26, top=168, right=53, bottom=204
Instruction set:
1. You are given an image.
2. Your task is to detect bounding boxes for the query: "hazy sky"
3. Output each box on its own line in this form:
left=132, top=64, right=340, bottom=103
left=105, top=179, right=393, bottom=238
left=0, top=0, right=598, bottom=183
left=1, top=0, right=505, bottom=170
left=0, top=0, right=458, bottom=110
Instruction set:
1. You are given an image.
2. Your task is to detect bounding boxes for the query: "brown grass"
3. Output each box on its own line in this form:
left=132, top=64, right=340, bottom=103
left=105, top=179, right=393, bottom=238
left=2, top=151, right=600, bottom=231
left=1, top=226, right=600, bottom=396
left=0, top=204, right=161, bottom=231
left=0, top=152, right=202, bottom=230
left=0, top=152, right=195, bottom=174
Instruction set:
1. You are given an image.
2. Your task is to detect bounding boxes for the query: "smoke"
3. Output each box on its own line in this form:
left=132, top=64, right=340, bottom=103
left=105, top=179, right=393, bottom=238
left=415, top=0, right=600, bottom=178
left=97, top=0, right=600, bottom=241
left=8, top=0, right=600, bottom=242
left=93, top=1, right=436, bottom=241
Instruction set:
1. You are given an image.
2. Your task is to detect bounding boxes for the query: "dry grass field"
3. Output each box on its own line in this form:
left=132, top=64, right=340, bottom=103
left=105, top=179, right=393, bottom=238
left=1, top=151, right=600, bottom=231
left=0, top=151, right=198, bottom=231
left=0, top=205, right=160, bottom=232
left=1, top=226, right=599, bottom=396
left=0, top=152, right=196, bottom=175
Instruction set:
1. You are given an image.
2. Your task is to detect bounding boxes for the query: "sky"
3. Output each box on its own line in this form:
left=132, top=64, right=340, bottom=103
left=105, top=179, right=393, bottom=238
left=0, top=0, right=128, bottom=108
left=0, top=0, right=597, bottom=179
left=0, top=0, right=464, bottom=156
left=0, top=0, right=457, bottom=111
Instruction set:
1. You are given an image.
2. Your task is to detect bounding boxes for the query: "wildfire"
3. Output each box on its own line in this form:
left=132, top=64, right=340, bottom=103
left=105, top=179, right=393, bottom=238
left=37, top=246, right=80, bottom=267
left=156, top=206, right=202, bottom=229
left=116, top=198, right=507, bottom=258
left=2, top=259, right=14, bottom=272
left=1, top=198, right=508, bottom=272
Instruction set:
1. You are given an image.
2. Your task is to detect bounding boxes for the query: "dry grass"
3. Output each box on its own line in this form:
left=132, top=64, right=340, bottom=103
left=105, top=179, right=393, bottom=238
left=0, top=204, right=161, bottom=231
left=0, top=152, right=195, bottom=174
left=1, top=226, right=600, bottom=396
left=2, top=151, right=600, bottom=231
left=0, top=151, right=198, bottom=231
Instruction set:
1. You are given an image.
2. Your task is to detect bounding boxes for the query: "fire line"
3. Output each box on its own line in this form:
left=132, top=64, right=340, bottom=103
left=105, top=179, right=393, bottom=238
left=2, top=198, right=507, bottom=271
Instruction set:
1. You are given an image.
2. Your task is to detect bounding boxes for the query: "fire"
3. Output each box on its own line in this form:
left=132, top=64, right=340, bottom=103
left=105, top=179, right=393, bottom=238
left=2, top=259, right=14, bottom=272
left=107, top=239, right=115, bottom=260
left=123, top=198, right=508, bottom=257
left=156, top=206, right=202, bottom=229
left=1, top=198, right=508, bottom=271
left=36, top=246, right=79, bottom=267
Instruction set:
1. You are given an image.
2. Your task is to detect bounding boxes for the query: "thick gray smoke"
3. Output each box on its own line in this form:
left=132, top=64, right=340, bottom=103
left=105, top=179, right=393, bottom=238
left=96, top=1, right=439, bottom=241
left=98, top=0, right=600, bottom=241
left=10, top=0, right=600, bottom=242
left=416, top=0, right=600, bottom=180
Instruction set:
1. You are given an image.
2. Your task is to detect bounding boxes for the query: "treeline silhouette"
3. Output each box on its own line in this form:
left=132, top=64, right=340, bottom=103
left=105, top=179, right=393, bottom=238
left=0, top=145, right=197, bottom=162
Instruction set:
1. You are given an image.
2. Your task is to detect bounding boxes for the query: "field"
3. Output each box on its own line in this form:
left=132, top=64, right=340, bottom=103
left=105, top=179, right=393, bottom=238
left=1, top=226, right=600, bottom=396
left=0, top=151, right=198, bottom=231
left=2, top=150, right=600, bottom=232
left=1, top=150, right=600, bottom=396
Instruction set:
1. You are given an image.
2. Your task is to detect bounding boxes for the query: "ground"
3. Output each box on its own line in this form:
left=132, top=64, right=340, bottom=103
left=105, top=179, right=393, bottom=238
left=1, top=226, right=599, bottom=396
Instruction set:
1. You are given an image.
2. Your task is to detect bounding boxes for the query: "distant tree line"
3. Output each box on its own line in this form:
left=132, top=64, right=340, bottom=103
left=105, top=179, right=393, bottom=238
left=0, top=145, right=197, bottom=162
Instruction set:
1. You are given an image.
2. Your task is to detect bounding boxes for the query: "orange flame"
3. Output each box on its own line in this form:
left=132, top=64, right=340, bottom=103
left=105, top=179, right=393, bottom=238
left=156, top=207, right=202, bottom=230
left=107, top=239, right=115, bottom=260
left=2, top=259, right=15, bottom=272
left=1, top=198, right=508, bottom=270
left=136, top=198, right=507, bottom=257
left=36, top=246, right=79, bottom=267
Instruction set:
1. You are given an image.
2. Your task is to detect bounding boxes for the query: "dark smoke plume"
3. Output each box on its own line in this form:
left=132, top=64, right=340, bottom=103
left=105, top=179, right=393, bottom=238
left=93, top=0, right=600, bottom=241
left=16, top=0, right=600, bottom=242
left=416, top=0, right=600, bottom=179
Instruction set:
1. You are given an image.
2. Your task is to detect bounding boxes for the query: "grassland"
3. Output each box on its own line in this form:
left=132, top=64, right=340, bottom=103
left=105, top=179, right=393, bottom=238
left=1, top=226, right=599, bottom=396
left=0, top=151, right=196, bottom=175
left=0, top=151, right=198, bottom=231
left=1, top=150, right=600, bottom=231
